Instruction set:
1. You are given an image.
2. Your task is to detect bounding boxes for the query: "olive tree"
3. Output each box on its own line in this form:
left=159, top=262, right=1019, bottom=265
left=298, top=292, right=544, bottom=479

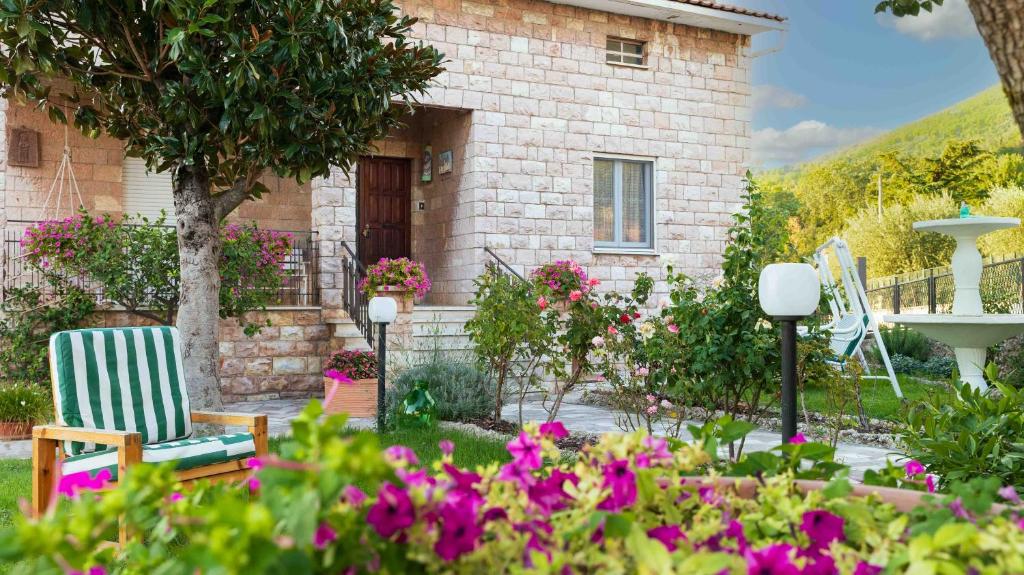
left=0, top=1, right=442, bottom=410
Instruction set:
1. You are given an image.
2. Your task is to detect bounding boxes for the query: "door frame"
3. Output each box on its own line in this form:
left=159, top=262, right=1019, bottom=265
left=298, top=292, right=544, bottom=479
left=355, top=156, right=413, bottom=267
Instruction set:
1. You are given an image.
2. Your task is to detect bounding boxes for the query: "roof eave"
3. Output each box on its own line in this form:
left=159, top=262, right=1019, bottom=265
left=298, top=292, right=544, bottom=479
left=547, top=0, right=787, bottom=35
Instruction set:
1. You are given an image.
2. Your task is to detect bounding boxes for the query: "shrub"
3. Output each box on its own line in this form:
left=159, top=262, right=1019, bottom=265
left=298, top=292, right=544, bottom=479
left=844, top=194, right=957, bottom=277
left=978, top=186, right=1024, bottom=257
left=530, top=260, right=590, bottom=301
left=325, top=350, right=377, bottom=380
left=6, top=403, right=1024, bottom=574
left=466, top=267, right=551, bottom=423
left=387, top=361, right=494, bottom=422
left=901, top=375, right=1024, bottom=490
left=876, top=326, right=932, bottom=362
left=0, top=383, right=51, bottom=423
left=359, top=257, right=431, bottom=299
left=920, top=355, right=956, bottom=378
left=0, top=284, right=95, bottom=384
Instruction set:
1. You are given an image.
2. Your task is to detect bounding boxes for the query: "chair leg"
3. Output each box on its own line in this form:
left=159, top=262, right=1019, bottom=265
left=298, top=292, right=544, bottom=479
left=32, top=436, right=57, bottom=518
left=117, top=437, right=142, bottom=546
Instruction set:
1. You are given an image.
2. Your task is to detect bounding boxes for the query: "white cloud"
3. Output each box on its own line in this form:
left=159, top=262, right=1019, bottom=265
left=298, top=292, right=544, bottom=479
left=752, top=120, right=884, bottom=166
left=752, top=85, right=807, bottom=110
left=880, top=0, right=976, bottom=41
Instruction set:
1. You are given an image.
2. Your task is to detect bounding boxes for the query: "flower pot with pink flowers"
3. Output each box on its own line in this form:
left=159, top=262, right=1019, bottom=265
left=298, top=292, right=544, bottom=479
left=359, top=257, right=431, bottom=312
left=530, top=259, right=599, bottom=312
left=323, top=350, right=378, bottom=417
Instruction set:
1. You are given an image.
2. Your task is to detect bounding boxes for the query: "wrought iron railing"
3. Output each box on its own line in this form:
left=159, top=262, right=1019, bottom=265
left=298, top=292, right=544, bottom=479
left=1, top=220, right=320, bottom=307
left=340, top=240, right=375, bottom=348
left=865, top=255, right=1024, bottom=315
left=483, top=246, right=525, bottom=283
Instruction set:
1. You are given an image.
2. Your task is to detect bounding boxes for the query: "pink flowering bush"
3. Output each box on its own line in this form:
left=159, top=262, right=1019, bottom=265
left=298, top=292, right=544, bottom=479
left=6, top=403, right=1024, bottom=574
left=359, top=257, right=431, bottom=299
left=21, top=211, right=292, bottom=333
left=530, top=259, right=592, bottom=302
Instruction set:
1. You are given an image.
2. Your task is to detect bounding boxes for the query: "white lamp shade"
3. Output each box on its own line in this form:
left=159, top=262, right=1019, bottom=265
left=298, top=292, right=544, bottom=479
left=758, top=263, right=820, bottom=318
left=368, top=296, right=398, bottom=324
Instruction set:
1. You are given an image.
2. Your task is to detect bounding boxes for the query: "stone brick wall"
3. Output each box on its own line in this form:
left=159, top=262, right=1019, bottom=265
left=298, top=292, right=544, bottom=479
left=93, top=309, right=331, bottom=402
left=313, top=0, right=752, bottom=309
left=0, top=95, right=312, bottom=231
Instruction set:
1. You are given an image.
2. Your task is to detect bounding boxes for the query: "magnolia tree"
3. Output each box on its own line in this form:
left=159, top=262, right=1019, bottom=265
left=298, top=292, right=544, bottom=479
left=0, top=1, right=442, bottom=410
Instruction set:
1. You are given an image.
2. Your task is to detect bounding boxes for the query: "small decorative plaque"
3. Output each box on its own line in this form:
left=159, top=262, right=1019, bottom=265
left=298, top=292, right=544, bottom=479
left=9, top=128, right=40, bottom=167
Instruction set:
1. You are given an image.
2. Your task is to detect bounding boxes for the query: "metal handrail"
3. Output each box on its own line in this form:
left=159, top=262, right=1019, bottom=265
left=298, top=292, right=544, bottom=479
left=483, top=246, right=525, bottom=282
left=339, top=241, right=375, bottom=348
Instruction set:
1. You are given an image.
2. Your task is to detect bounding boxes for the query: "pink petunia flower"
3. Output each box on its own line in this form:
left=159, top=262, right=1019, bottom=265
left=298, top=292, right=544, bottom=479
left=904, top=459, right=925, bottom=477
left=434, top=503, right=483, bottom=561
left=57, top=469, right=112, bottom=499
left=366, top=482, right=416, bottom=538
left=647, top=524, right=686, bottom=551
left=384, top=445, right=420, bottom=467
left=507, top=432, right=542, bottom=469
left=314, top=522, right=338, bottom=550
left=596, top=459, right=637, bottom=512
left=925, top=474, right=936, bottom=493
left=247, top=476, right=261, bottom=493
left=854, top=562, right=883, bottom=575
left=439, top=439, right=455, bottom=456
left=789, top=433, right=807, bottom=444
left=498, top=462, right=537, bottom=489
left=324, top=369, right=354, bottom=384
left=539, top=421, right=569, bottom=439
left=1000, top=486, right=1022, bottom=505
left=342, top=485, right=367, bottom=506
left=743, top=543, right=800, bottom=575
left=800, top=510, right=845, bottom=550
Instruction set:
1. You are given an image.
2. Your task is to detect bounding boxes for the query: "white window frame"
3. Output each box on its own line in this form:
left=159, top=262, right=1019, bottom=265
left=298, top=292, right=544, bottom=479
left=593, top=155, right=656, bottom=254
left=605, top=37, right=646, bottom=67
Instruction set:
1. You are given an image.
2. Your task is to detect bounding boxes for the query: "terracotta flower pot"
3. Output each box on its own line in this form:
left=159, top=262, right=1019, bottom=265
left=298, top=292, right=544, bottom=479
left=324, top=377, right=380, bottom=418
left=0, top=421, right=32, bottom=440
left=373, top=287, right=414, bottom=313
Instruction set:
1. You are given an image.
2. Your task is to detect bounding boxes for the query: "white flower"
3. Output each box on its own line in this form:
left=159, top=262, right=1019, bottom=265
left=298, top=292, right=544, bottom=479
left=658, top=297, right=672, bottom=309
left=695, top=292, right=706, bottom=303
left=711, top=274, right=725, bottom=289
left=756, top=318, right=772, bottom=331
left=637, top=322, right=655, bottom=339
left=592, top=336, right=606, bottom=348
left=660, top=399, right=673, bottom=409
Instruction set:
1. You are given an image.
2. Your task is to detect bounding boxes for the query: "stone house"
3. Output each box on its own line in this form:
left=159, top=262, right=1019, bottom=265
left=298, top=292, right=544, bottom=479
left=0, top=0, right=785, bottom=400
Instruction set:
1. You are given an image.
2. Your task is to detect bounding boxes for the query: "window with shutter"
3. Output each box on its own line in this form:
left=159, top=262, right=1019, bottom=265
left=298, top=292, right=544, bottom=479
left=122, top=157, right=175, bottom=223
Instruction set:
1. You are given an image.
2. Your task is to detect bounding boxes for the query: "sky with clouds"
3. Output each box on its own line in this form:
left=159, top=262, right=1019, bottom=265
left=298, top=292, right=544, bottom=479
left=733, top=0, right=999, bottom=167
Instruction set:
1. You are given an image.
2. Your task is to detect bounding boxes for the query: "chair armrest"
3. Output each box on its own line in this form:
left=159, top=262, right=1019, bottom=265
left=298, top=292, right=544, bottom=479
left=191, top=411, right=267, bottom=427
left=32, top=425, right=141, bottom=447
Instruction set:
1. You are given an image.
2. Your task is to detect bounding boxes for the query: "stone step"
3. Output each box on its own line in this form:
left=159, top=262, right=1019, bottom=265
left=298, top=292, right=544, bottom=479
left=332, top=322, right=364, bottom=338
left=412, top=306, right=475, bottom=323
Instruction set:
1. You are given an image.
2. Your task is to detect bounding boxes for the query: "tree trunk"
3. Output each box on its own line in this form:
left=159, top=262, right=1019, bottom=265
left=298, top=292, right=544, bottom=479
left=173, top=162, right=224, bottom=413
left=967, top=0, right=1024, bottom=139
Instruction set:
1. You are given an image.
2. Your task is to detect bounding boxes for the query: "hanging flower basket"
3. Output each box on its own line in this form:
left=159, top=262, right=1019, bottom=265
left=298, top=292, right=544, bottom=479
left=359, top=258, right=430, bottom=306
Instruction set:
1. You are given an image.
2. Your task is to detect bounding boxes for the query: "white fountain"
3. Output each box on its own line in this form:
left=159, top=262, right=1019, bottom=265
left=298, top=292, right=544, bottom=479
left=885, top=216, right=1024, bottom=391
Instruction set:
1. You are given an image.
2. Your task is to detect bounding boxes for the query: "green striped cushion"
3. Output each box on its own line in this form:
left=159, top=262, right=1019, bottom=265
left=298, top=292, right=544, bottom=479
left=50, top=327, right=193, bottom=455
left=61, top=432, right=256, bottom=480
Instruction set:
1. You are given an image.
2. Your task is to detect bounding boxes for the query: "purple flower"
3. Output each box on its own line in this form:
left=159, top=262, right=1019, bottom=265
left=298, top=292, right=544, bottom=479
left=789, top=433, right=807, bottom=444
left=58, top=469, right=112, bottom=499
left=1000, top=486, right=1022, bottom=505
left=539, top=421, right=569, bottom=439
left=366, top=482, right=415, bottom=538
left=800, top=510, right=845, bottom=550
left=314, top=522, right=337, bottom=549
left=324, top=369, right=354, bottom=384
left=744, top=543, right=800, bottom=575
left=904, top=459, right=925, bottom=477
left=69, top=568, right=107, bottom=575
left=596, top=459, right=637, bottom=512
left=498, top=462, right=536, bottom=489
left=433, top=504, right=482, bottom=561
left=443, top=463, right=482, bottom=495
left=384, top=445, right=419, bottom=467
left=949, top=497, right=972, bottom=521
left=527, top=469, right=578, bottom=514
left=854, top=562, right=883, bottom=575
left=647, top=524, right=686, bottom=551
left=925, top=474, right=936, bottom=493
left=507, top=432, right=542, bottom=470
left=801, top=552, right=837, bottom=575
left=439, top=439, right=455, bottom=456
left=342, top=485, right=367, bottom=506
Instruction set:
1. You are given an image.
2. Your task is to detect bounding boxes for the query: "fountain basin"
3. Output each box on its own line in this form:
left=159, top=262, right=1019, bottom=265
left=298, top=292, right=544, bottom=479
left=913, top=217, right=1020, bottom=237
left=883, top=314, right=1024, bottom=348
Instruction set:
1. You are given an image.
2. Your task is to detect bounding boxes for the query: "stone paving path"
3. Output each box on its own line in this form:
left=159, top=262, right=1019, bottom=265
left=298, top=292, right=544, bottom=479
left=0, top=397, right=901, bottom=480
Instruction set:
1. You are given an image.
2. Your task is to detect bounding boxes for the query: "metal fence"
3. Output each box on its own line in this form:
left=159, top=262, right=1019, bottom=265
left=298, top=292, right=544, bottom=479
left=1, top=220, right=320, bottom=307
left=865, top=255, right=1024, bottom=315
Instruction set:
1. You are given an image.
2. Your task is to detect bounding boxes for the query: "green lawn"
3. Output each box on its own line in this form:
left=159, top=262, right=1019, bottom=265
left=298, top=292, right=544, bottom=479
left=801, top=373, right=954, bottom=422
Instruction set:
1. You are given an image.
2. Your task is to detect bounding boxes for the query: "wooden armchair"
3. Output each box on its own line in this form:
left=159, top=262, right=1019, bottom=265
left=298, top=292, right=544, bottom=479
left=32, top=327, right=269, bottom=534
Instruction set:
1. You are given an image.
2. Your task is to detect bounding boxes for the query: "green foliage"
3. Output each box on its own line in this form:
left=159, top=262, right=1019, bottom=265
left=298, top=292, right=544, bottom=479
left=878, top=140, right=1005, bottom=203
left=654, top=176, right=789, bottom=436
left=844, top=194, right=959, bottom=276
left=0, top=383, right=51, bottom=423
left=876, top=325, right=933, bottom=362
left=886, top=354, right=956, bottom=378
left=901, top=378, right=1024, bottom=490
left=9, top=407, right=1024, bottom=573
left=0, top=284, right=95, bottom=384
left=466, top=267, right=551, bottom=422
left=978, top=186, right=1024, bottom=257
left=875, top=0, right=945, bottom=17
left=0, top=0, right=443, bottom=192
left=387, top=361, right=494, bottom=423
left=21, top=213, right=292, bottom=333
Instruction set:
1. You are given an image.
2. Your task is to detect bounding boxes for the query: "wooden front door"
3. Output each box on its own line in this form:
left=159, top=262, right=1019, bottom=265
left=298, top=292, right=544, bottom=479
left=357, top=157, right=412, bottom=267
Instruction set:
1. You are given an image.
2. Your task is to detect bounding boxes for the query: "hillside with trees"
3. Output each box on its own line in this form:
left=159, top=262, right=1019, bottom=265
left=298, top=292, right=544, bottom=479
left=760, top=85, right=1024, bottom=277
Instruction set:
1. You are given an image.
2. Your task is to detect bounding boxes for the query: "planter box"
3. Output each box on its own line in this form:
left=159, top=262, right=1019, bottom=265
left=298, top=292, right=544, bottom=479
left=0, top=421, right=32, bottom=440
left=373, top=287, right=414, bottom=313
left=324, top=377, right=379, bottom=417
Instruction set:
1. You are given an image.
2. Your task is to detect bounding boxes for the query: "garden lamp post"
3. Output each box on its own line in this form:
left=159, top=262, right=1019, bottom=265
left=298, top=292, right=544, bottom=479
left=757, top=263, right=820, bottom=444
left=368, top=296, right=398, bottom=432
